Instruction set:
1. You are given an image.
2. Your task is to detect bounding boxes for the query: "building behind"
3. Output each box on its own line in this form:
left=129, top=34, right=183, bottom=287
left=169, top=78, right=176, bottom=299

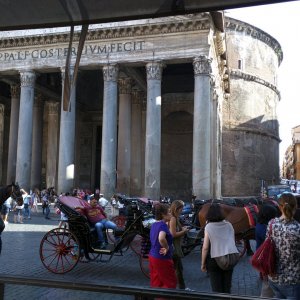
left=282, top=125, right=300, bottom=180
left=0, top=13, right=282, bottom=199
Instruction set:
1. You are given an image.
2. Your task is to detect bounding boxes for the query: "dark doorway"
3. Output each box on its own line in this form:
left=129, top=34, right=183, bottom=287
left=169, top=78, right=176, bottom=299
left=161, top=111, right=193, bottom=200
left=94, top=125, right=102, bottom=190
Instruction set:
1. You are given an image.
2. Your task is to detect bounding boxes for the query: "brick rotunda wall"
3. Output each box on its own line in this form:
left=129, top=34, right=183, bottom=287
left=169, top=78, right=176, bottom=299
left=222, top=17, right=282, bottom=196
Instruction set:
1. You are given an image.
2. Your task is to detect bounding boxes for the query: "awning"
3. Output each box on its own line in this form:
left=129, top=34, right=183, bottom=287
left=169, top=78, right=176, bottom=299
left=0, top=0, right=295, bottom=31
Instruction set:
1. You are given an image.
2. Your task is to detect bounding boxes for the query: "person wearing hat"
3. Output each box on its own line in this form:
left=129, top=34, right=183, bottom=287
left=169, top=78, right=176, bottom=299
left=99, top=193, right=109, bottom=209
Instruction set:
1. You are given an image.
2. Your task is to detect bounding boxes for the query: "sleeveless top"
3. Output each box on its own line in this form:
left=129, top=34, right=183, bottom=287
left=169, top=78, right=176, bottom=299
left=205, top=220, right=238, bottom=258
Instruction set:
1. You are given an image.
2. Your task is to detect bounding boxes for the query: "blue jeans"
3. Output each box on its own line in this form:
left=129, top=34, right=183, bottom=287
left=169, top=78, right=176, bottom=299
left=23, top=206, right=31, bottom=218
left=44, top=206, right=50, bottom=218
left=95, top=219, right=117, bottom=243
left=269, top=280, right=300, bottom=299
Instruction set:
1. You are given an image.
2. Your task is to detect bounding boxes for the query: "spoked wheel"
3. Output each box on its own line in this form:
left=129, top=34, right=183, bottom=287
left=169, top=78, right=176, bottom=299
left=107, top=215, right=127, bottom=243
left=139, top=255, right=150, bottom=278
left=111, top=215, right=127, bottom=229
left=235, top=238, right=246, bottom=258
left=106, top=228, right=117, bottom=244
left=130, top=234, right=151, bottom=278
left=39, top=228, right=80, bottom=274
left=80, top=251, right=101, bottom=263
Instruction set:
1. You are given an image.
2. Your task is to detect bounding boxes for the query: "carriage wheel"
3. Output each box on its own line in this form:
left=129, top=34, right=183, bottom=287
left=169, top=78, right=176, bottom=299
left=129, top=234, right=142, bottom=255
left=79, top=251, right=101, bottom=263
left=129, top=234, right=151, bottom=278
left=40, top=228, right=80, bottom=274
left=139, top=255, right=150, bottom=278
left=106, top=228, right=117, bottom=243
left=107, top=215, right=127, bottom=243
left=112, top=215, right=127, bottom=229
left=235, top=239, right=246, bottom=258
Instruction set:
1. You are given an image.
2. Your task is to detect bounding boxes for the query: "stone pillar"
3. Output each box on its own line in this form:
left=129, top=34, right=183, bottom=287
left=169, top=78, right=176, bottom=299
left=57, top=67, right=76, bottom=194
left=100, top=64, right=119, bottom=198
left=192, top=56, right=212, bottom=199
left=7, top=84, right=20, bottom=184
left=130, top=89, right=143, bottom=196
left=46, top=102, right=59, bottom=189
left=31, top=94, right=44, bottom=190
left=141, top=98, right=147, bottom=196
left=16, top=70, right=36, bottom=191
left=144, top=62, right=163, bottom=199
left=0, top=104, right=5, bottom=184
left=117, top=77, right=132, bottom=194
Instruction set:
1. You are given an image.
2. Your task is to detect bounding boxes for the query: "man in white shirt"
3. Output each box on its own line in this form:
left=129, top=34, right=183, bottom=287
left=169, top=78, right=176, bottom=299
left=98, top=193, right=109, bottom=209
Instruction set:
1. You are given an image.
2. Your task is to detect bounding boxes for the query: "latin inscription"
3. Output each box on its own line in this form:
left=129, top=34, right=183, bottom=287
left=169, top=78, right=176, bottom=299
left=0, top=41, right=145, bottom=62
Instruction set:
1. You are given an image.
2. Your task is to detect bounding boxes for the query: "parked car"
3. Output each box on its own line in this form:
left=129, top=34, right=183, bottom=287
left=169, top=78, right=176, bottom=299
left=267, top=185, right=292, bottom=199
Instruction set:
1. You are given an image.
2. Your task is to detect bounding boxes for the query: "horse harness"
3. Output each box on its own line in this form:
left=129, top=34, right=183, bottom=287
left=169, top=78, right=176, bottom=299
left=244, top=205, right=259, bottom=227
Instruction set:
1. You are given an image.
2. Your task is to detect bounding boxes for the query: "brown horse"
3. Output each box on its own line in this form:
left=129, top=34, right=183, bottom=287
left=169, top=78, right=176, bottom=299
left=198, top=203, right=257, bottom=240
left=0, top=183, right=22, bottom=208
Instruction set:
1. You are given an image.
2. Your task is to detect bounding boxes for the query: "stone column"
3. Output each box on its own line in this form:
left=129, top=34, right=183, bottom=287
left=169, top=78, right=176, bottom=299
left=100, top=64, right=119, bottom=198
left=46, top=102, right=59, bottom=189
left=117, top=77, right=132, bottom=194
left=192, top=56, right=212, bottom=199
left=7, top=84, right=20, bottom=184
left=31, top=94, right=44, bottom=190
left=141, top=98, right=147, bottom=196
left=16, top=70, right=36, bottom=191
left=144, top=62, right=163, bottom=199
left=130, top=89, right=143, bottom=195
left=57, top=67, right=76, bottom=194
left=0, top=104, right=4, bottom=184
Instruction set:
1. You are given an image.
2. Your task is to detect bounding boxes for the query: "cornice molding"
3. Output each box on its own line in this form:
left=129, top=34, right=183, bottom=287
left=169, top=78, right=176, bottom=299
left=225, top=17, right=283, bottom=65
left=0, top=15, right=210, bottom=49
left=230, top=69, right=281, bottom=99
left=223, top=124, right=281, bottom=142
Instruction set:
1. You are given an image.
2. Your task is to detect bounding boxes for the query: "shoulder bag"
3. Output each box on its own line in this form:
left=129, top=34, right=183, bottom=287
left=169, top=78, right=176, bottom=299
left=215, top=252, right=240, bottom=270
left=250, top=220, right=276, bottom=276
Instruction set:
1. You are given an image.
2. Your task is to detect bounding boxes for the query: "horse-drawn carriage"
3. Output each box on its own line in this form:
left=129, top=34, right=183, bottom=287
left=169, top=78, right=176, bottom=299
left=39, top=195, right=204, bottom=276
left=39, top=195, right=259, bottom=276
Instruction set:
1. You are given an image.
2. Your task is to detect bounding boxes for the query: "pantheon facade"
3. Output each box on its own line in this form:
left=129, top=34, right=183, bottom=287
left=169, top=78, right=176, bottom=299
left=0, top=12, right=281, bottom=200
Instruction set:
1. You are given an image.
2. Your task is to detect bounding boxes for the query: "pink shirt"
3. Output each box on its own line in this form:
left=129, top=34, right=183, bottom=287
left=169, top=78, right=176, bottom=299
left=82, top=205, right=106, bottom=223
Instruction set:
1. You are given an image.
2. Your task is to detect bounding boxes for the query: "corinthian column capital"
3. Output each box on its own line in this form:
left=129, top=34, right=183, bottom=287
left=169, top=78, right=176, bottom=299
left=146, top=61, right=164, bottom=80
left=47, top=101, right=60, bottom=115
left=193, top=56, right=212, bottom=76
left=10, top=84, right=20, bottom=98
left=103, top=64, right=119, bottom=82
left=118, top=77, right=132, bottom=94
left=20, top=70, right=36, bottom=88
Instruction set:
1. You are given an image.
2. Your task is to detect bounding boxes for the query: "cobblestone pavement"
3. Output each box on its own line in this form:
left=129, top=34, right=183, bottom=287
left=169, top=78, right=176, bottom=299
left=0, top=211, right=261, bottom=299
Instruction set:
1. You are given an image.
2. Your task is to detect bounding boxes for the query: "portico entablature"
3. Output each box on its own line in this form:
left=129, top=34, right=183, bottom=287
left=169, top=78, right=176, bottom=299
left=0, top=14, right=214, bottom=73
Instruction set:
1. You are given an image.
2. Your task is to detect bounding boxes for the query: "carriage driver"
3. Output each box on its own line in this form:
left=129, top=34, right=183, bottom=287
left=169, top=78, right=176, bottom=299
left=77, top=197, right=118, bottom=249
